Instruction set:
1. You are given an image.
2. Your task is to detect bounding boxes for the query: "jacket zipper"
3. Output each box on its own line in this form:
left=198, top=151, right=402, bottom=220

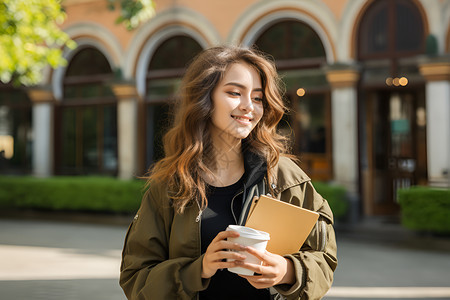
left=195, top=196, right=204, bottom=222
left=195, top=207, right=203, bottom=223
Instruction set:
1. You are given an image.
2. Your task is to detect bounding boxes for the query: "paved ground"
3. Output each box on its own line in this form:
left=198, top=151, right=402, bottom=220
left=325, top=220, right=450, bottom=300
left=0, top=216, right=449, bottom=300
left=0, top=218, right=127, bottom=300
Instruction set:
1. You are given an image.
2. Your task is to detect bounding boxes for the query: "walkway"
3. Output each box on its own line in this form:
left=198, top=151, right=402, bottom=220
left=0, top=217, right=449, bottom=299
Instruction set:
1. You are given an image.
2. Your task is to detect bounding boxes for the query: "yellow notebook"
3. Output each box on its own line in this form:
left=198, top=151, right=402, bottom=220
left=244, top=195, right=319, bottom=255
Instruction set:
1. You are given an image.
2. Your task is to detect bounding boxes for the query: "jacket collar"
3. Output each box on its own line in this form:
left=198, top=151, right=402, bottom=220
left=242, top=141, right=267, bottom=189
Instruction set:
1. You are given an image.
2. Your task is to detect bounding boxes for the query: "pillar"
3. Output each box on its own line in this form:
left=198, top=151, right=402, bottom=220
left=111, top=83, right=138, bottom=180
left=27, top=88, right=54, bottom=177
left=419, top=59, right=450, bottom=188
left=325, top=67, right=360, bottom=194
left=325, top=66, right=360, bottom=221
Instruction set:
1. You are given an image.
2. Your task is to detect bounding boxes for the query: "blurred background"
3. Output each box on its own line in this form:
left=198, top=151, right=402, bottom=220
left=1, top=0, right=450, bottom=299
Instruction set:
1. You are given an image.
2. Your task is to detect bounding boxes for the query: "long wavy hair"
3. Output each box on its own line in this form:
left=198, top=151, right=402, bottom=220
left=147, top=46, right=289, bottom=213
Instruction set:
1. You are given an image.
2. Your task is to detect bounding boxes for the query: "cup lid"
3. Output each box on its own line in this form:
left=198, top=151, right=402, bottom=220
left=226, top=225, right=270, bottom=240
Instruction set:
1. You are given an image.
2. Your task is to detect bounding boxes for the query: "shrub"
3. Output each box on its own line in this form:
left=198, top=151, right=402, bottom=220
left=0, top=176, right=350, bottom=219
left=0, top=176, right=145, bottom=214
left=312, top=181, right=349, bottom=220
left=398, top=186, right=450, bottom=234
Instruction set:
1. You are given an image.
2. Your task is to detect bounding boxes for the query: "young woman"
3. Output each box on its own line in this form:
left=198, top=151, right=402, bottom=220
left=120, top=46, right=337, bottom=300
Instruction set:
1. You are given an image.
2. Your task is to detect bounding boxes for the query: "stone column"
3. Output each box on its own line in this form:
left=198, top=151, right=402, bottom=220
left=111, top=83, right=138, bottom=180
left=419, top=59, right=450, bottom=187
left=325, top=67, right=360, bottom=194
left=325, top=66, right=360, bottom=222
left=27, top=88, right=54, bottom=177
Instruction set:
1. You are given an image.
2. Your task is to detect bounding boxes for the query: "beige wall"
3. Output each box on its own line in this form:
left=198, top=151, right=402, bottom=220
left=63, top=0, right=132, bottom=47
left=62, top=0, right=350, bottom=50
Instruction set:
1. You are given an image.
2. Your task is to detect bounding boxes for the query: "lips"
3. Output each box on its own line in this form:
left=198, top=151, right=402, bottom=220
left=232, top=115, right=253, bottom=122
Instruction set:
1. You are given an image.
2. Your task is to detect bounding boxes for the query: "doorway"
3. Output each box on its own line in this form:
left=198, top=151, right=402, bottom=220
left=361, top=89, right=427, bottom=215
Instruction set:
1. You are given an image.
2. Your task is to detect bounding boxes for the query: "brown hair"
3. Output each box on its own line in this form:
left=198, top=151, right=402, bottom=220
left=147, top=46, right=289, bottom=213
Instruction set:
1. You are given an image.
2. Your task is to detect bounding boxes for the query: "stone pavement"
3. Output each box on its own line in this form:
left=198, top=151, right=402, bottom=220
left=0, top=218, right=128, bottom=300
left=325, top=217, right=450, bottom=300
left=0, top=215, right=450, bottom=300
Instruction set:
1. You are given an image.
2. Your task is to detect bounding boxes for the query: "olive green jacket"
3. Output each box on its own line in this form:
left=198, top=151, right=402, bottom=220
left=120, top=157, right=338, bottom=299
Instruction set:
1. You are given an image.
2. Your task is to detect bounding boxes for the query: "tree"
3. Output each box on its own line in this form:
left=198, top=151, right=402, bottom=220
left=0, top=0, right=76, bottom=86
left=108, top=0, right=155, bottom=31
left=0, top=0, right=154, bottom=86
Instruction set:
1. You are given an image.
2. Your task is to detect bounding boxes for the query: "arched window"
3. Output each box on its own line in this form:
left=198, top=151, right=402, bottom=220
left=254, top=20, right=331, bottom=180
left=144, top=35, right=202, bottom=168
left=148, top=35, right=203, bottom=71
left=358, top=0, right=425, bottom=59
left=0, top=84, right=32, bottom=174
left=358, top=0, right=426, bottom=84
left=56, top=47, right=117, bottom=175
left=254, top=20, right=326, bottom=64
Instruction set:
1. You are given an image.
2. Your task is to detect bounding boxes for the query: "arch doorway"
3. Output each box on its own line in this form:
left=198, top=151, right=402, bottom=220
left=357, top=0, right=428, bottom=215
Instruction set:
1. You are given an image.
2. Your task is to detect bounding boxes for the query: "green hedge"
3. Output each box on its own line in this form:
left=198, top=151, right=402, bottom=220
left=312, top=181, right=348, bottom=219
left=0, top=176, right=145, bottom=213
left=0, top=176, right=349, bottom=218
left=398, top=186, right=450, bottom=234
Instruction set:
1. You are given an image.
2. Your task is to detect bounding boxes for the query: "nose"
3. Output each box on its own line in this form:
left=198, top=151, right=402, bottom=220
left=239, top=94, right=254, bottom=112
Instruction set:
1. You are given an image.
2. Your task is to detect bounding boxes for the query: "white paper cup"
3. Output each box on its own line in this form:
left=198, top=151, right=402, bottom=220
left=226, top=225, right=270, bottom=276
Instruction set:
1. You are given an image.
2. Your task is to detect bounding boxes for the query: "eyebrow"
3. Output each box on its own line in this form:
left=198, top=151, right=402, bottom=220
left=224, top=82, right=263, bottom=92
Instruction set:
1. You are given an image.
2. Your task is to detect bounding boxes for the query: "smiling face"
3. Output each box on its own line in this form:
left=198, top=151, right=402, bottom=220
left=209, top=62, right=264, bottom=144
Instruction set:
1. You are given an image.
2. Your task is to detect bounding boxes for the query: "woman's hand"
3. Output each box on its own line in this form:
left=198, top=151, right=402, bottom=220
left=237, top=247, right=295, bottom=289
left=201, top=230, right=248, bottom=279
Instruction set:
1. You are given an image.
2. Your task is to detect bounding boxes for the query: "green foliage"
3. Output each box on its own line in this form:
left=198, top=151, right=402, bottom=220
left=312, top=181, right=349, bottom=219
left=425, top=34, right=438, bottom=56
left=0, top=0, right=76, bottom=86
left=0, top=0, right=156, bottom=86
left=398, top=186, right=450, bottom=234
left=0, top=176, right=349, bottom=219
left=0, top=176, right=144, bottom=213
left=107, top=0, right=155, bottom=30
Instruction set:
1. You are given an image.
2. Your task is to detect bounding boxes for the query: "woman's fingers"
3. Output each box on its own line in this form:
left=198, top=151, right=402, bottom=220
left=235, top=259, right=268, bottom=276
left=201, top=230, right=248, bottom=279
left=211, top=230, right=240, bottom=243
left=242, top=246, right=274, bottom=264
left=204, top=234, right=294, bottom=288
left=202, top=250, right=247, bottom=278
left=240, top=273, right=273, bottom=283
left=205, top=253, right=246, bottom=268
left=236, top=247, right=292, bottom=288
left=208, top=230, right=246, bottom=252
left=206, top=249, right=247, bottom=263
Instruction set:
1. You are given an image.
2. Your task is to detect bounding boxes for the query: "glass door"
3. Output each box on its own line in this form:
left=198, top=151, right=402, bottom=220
left=363, top=89, right=426, bottom=215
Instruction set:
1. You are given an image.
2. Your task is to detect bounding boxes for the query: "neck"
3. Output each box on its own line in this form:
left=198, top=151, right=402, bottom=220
left=213, top=135, right=242, bottom=166
left=204, top=129, right=245, bottom=187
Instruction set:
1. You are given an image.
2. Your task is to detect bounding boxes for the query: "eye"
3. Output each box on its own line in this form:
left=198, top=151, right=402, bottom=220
left=227, top=91, right=241, bottom=97
left=252, top=96, right=263, bottom=102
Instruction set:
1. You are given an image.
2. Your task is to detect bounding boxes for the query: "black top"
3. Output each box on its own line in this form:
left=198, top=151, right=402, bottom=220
left=199, top=176, right=270, bottom=300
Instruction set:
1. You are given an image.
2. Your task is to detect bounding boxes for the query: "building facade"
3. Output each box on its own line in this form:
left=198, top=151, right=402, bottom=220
left=1, top=0, right=450, bottom=217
